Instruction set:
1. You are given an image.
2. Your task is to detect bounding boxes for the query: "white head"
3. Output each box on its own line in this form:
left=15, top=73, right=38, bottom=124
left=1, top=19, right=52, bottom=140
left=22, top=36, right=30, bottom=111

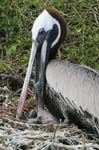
left=32, top=9, right=61, bottom=48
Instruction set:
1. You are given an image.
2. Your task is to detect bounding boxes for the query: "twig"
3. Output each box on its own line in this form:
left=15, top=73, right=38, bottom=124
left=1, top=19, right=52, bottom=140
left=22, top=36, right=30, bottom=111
left=45, top=141, right=99, bottom=150
left=51, top=125, right=58, bottom=150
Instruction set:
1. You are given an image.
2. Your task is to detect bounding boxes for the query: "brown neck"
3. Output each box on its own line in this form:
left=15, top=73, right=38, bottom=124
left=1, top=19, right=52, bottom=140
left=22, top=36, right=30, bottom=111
left=45, top=6, right=66, bottom=59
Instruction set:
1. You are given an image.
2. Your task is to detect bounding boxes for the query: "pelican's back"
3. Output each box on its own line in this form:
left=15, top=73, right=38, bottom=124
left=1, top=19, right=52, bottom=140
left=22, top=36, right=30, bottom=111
left=46, top=60, right=99, bottom=120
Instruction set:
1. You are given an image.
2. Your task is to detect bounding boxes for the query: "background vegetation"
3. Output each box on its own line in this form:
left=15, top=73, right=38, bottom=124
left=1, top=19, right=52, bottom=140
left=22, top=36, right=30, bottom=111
left=0, top=0, right=99, bottom=73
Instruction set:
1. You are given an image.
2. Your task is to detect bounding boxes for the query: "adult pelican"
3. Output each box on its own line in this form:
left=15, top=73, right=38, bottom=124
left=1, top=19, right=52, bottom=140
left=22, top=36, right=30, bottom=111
left=17, top=7, right=99, bottom=134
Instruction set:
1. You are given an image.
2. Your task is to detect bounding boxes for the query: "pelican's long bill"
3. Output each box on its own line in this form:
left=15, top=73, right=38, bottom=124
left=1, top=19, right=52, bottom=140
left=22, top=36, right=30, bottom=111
left=16, top=8, right=61, bottom=118
left=16, top=41, right=38, bottom=118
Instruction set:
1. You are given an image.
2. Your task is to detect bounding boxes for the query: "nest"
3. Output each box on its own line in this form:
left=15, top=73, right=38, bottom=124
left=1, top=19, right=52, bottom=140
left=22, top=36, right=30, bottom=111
left=1, top=118, right=99, bottom=150
left=0, top=73, right=99, bottom=150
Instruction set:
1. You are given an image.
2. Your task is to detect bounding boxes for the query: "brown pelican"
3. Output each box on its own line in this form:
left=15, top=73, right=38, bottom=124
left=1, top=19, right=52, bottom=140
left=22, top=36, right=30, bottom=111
left=17, top=7, right=99, bottom=134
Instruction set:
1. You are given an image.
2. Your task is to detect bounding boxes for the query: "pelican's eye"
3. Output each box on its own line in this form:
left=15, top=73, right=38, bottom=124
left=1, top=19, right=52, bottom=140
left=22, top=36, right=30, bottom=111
left=39, top=28, right=45, bottom=35
left=36, top=28, right=46, bottom=46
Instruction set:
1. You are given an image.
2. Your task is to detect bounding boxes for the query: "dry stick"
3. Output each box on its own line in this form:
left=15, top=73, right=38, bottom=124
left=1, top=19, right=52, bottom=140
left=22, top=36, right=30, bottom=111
left=51, top=125, right=58, bottom=150
left=0, top=86, right=9, bottom=92
left=45, top=141, right=99, bottom=150
left=1, top=116, right=29, bottom=130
